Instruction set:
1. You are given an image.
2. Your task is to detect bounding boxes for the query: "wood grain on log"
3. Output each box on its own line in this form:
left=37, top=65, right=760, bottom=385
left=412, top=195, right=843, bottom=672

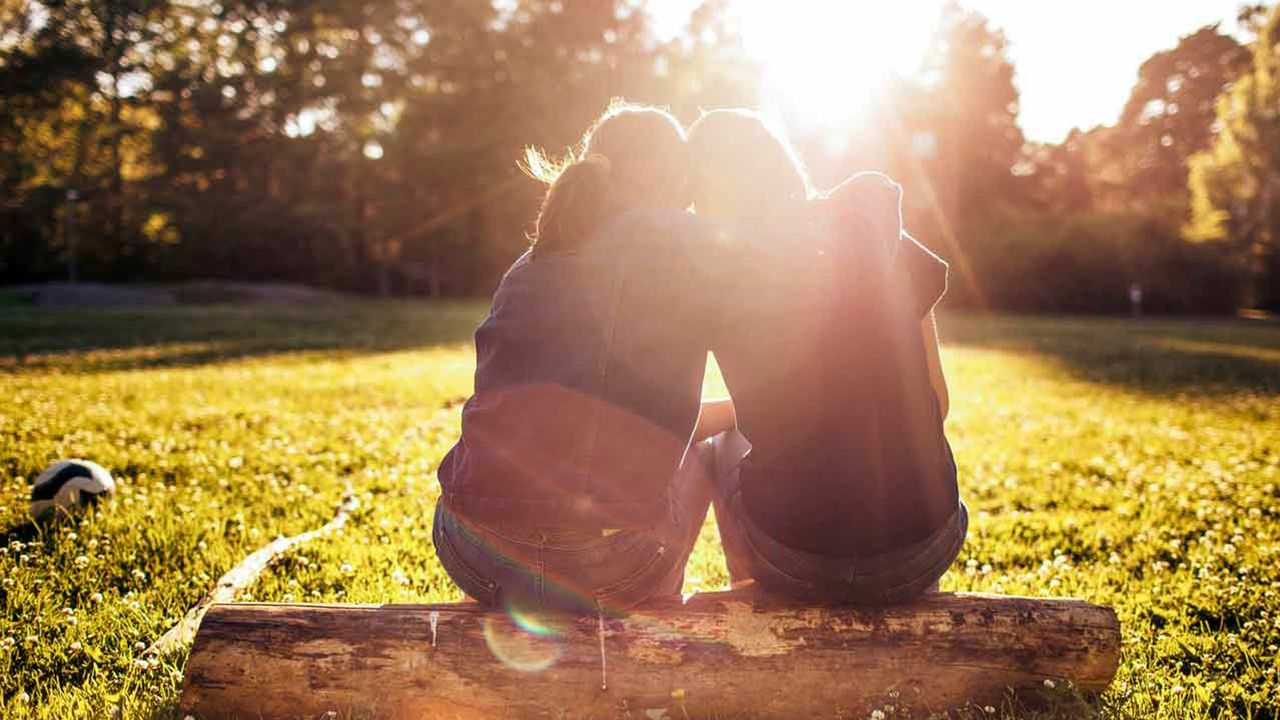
left=180, top=591, right=1119, bottom=719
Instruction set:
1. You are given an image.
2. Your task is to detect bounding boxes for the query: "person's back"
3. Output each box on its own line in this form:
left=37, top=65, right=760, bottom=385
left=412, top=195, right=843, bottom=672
left=686, top=109, right=965, bottom=604
left=441, top=207, right=714, bottom=528
left=712, top=205, right=957, bottom=556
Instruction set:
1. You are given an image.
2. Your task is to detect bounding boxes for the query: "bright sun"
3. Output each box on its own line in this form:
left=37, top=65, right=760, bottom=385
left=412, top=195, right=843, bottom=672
left=728, top=0, right=942, bottom=128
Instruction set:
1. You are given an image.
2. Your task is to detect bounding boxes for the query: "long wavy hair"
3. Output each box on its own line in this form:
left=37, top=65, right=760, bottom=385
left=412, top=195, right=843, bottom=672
left=522, top=101, right=689, bottom=256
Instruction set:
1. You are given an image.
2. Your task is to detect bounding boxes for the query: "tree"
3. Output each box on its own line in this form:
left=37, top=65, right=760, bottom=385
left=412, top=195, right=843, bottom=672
left=911, top=3, right=1024, bottom=229
left=1116, top=25, right=1249, bottom=206
left=1186, top=5, right=1280, bottom=309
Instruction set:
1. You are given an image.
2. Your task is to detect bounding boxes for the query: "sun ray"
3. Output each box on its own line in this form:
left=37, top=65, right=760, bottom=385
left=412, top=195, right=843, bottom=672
left=729, top=1, right=942, bottom=127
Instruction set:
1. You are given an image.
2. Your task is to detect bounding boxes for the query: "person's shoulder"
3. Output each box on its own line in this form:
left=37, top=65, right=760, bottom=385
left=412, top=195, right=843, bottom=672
left=899, top=233, right=947, bottom=269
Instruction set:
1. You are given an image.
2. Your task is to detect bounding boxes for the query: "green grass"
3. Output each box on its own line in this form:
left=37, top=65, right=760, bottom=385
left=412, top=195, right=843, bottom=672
left=1, top=303, right=1277, bottom=719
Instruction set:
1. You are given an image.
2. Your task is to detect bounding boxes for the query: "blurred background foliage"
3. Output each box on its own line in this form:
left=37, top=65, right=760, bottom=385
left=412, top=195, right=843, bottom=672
left=2, top=0, right=1279, bottom=312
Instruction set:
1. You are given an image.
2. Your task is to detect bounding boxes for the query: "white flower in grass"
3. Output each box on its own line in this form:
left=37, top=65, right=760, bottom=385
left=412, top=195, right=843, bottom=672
left=70, top=641, right=82, bottom=652
left=133, top=641, right=146, bottom=652
left=17, top=692, right=29, bottom=703
left=133, top=659, right=149, bottom=671
left=1043, top=678, right=1055, bottom=689
left=74, top=555, right=90, bottom=568
left=870, top=711, right=885, bottom=720
left=340, top=563, right=355, bottom=574
left=90, top=592, right=104, bottom=602
left=984, top=706, right=996, bottom=714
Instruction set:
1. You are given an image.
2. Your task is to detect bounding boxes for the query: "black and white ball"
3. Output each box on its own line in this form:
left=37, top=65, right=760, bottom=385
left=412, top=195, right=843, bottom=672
left=29, top=459, right=116, bottom=518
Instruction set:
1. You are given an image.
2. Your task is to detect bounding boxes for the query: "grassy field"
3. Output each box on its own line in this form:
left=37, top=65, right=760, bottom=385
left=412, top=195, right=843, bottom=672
left=0, top=302, right=1277, bottom=719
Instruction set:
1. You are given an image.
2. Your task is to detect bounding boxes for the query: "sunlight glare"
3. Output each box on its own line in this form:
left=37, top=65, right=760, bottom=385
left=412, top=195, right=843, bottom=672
left=730, top=0, right=941, bottom=128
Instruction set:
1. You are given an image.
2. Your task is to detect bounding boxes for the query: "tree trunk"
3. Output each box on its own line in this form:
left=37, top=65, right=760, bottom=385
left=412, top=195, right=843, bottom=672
left=180, top=590, right=1120, bottom=719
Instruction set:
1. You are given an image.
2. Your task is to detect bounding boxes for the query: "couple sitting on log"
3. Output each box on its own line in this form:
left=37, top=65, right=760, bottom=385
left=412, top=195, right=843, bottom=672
left=434, top=101, right=965, bottom=615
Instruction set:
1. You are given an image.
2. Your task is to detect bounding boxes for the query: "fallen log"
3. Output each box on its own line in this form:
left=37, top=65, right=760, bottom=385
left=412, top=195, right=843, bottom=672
left=180, top=590, right=1119, bottom=719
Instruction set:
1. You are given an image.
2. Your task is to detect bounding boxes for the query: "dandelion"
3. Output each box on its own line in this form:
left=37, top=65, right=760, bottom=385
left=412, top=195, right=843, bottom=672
left=134, top=641, right=146, bottom=652
left=984, top=706, right=995, bottom=714
left=870, top=711, right=886, bottom=720
left=340, top=563, right=355, bottom=574
left=1043, top=678, right=1056, bottom=689
left=91, top=592, right=104, bottom=602
left=75, top=555, right=90, bottom=568
left=134, top=659, right=149, bottom=671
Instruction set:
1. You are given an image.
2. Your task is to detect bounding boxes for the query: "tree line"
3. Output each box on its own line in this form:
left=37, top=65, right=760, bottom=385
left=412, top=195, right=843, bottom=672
left=2, top=1, right=1278, bottom=311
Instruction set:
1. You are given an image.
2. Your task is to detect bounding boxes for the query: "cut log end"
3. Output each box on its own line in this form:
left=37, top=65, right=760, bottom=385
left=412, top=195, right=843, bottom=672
left=180, top=591, right=1120, bottom=719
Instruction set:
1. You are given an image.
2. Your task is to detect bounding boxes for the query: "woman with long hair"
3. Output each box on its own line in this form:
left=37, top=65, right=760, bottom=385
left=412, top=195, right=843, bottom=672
left=433, top=101, right=732, bottom=615
left=687, top=109, right=965, bottom=605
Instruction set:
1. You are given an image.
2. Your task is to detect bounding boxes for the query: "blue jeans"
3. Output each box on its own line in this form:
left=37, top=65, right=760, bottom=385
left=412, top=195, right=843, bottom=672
left=432, top=448, right=714, bottom=616
left=701, top=429, right=968, bottom=605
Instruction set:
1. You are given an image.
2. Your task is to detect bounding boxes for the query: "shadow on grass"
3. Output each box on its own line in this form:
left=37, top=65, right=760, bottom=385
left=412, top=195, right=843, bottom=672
left=0, top=300, right=488, bottom=374
left=942, top=313, right=1280, bottom=398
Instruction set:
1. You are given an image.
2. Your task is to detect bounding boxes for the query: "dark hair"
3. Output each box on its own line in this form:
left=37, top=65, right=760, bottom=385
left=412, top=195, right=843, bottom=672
left=686, top=109, right=812, bottom=221
left=523, top=101, right=688, bottom=256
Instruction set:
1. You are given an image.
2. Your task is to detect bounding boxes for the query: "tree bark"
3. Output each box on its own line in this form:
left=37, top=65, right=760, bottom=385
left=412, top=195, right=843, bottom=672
left=180, top=590, right=1119, bottom=719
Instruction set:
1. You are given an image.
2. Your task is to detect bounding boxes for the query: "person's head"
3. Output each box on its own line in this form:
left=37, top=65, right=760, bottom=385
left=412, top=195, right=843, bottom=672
left=686, top=109, right=812, bottom=221
left=523, top=101, right=689, bottom=256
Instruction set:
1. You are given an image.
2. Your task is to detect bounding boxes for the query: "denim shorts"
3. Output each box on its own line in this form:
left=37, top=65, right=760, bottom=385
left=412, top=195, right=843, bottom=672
left=432, top=451, right=713, bottom=615
left=701, top=429, right=968, bottom=605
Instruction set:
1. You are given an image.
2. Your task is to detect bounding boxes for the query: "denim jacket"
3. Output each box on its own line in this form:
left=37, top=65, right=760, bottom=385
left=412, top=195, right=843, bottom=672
left=439, top=208, right=717, bottom=528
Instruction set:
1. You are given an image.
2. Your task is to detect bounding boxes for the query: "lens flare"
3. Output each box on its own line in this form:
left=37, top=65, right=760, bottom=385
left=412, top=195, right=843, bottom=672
left=480, top=607, right=567, bottom=673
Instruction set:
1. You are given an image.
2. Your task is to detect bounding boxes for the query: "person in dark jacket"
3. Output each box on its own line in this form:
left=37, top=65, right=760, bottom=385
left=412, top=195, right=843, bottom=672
left=434, top=102, right=734, bottom=616
left=686, top=109, right=967, bottom=605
